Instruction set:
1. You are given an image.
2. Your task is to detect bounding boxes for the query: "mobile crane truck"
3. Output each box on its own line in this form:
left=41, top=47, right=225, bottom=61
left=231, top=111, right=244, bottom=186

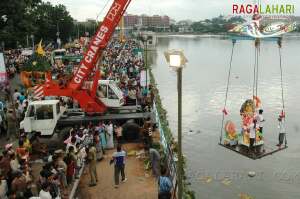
left=20, top=0, right=153, bottom=143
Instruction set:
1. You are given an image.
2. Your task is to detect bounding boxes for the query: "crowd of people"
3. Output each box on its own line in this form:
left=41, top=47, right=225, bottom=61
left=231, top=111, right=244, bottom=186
left=0, top=132, right=46, bottom=199
left=0, top=89, right=29, bottom=141
left=2, top=49, right=30, bottom=79
left=0, top=37, right=174, bottom=199
left=101, top=39, right=154, bottom=108
left=0, top=118, right=128, bottom=198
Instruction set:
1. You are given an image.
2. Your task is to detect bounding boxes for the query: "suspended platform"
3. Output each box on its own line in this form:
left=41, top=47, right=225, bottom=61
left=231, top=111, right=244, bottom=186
left=218, top=35, right=288, bottom=160
left=228, top=34, right=280, bottom=41
left=219, top=142, right=288, bottom=160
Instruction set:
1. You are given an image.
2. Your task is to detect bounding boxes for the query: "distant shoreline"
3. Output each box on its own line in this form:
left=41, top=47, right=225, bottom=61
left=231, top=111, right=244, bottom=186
left=155, top=32, right=300, bottom=38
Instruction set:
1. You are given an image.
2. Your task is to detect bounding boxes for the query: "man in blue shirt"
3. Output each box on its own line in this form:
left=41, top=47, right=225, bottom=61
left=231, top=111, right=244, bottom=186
left=112, top=145, right=127, bottom=188
left=158, top=167, right=172, bottom=199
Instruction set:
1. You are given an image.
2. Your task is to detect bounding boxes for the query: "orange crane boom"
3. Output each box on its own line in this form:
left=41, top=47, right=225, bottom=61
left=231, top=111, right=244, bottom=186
left=38, top=0, right=132, bottom=113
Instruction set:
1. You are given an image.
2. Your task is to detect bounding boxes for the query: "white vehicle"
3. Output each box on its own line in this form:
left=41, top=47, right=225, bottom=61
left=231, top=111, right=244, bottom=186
left=97, top=80, right=125, bottom=107
left=20, top=80, right=147, bottom=137
left=20, top=100, right=63, bottom=136
left=51, top=48, right=66, bottom=65
left=81, top=79, right=125, bottom=108
left=20, top=99, right=147, bottom=138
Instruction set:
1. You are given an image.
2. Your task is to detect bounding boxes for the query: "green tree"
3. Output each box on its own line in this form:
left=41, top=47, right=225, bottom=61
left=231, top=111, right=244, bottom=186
left=191, top=16, right=246, bottom=33
left=32, top=2, right=74, bottom=44
left=0, top=0, right=74, bottom=49
left=0, top=0, right=41, bottom=48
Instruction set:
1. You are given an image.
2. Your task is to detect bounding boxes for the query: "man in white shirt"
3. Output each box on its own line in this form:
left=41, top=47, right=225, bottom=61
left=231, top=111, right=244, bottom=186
left=106, top=122, right=114, bottom=149
left=10, top=153, right=21, bottom=174
left=256, top=109, right=265, bottom=134
left=277, top=116, right=286, bottom=147
left=66, top=137, right=77, bottom=153
left=248, top=120, right=257, bottom=153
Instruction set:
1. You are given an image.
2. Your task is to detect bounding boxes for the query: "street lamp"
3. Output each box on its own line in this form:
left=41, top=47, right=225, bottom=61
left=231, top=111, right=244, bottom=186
left=1, top=15, right=7, bottom=51
left=1, top=41, right=4, bottom=52
left=30, top=34, right=34, bottom=51
left=164, top=49, right=187, bottom=199
left=77, top=24, right=80, bottom=40
left=141, top=35, right=149, bottom=89
left=1, top=15, right=7, bottom=22
left=56, top=18, right=64, bottom=48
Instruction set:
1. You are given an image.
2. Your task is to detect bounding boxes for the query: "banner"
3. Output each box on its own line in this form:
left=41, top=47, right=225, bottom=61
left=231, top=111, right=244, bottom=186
left=0, top=53, right=7, bottom=84
left=21, top=49, right=33, bottom=56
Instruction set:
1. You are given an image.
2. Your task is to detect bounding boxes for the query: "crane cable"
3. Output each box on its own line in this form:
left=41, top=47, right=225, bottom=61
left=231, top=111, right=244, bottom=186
left=219, top=39, right=236, bottom=144
left=255, top=39, right=260, bottom=98
left=253, top=40, right=258, bottom=98
left=253, top=38, right=263, bottom=149
left=278, top=37, right=287, bottom=146
left=96, top=0, right=111, bottom=22
left=252, top=38, right=260, bottom=103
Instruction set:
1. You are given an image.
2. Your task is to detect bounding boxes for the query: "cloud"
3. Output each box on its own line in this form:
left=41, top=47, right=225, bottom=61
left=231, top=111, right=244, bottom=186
left=44, top=0, right=300, bottom=21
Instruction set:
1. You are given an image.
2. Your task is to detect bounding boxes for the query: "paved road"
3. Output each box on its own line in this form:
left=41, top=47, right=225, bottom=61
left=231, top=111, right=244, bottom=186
left=78, top=143, right=157, bottom=199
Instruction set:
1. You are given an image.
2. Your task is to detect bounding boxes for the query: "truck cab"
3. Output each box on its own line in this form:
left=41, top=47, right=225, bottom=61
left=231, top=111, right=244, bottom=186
left=83, top=79, right=125, bottom=108
left=20, top=100, right=63, bottom=136
left=97, top=80, right=125, bottom=107
left=51, top=49, right=66, bottom=65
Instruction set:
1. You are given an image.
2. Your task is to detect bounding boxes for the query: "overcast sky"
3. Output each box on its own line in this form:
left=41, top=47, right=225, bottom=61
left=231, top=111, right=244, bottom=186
left=45, top=0, right=300, bottom=22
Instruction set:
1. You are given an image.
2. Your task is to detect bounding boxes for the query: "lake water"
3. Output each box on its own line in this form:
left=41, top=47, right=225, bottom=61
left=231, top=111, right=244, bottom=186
left=150, top=35, right=300, bottom=199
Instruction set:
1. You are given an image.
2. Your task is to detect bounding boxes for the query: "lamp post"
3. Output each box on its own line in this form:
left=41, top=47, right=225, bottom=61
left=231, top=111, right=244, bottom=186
left=164, top=49, right=187, bottom=199
left=142, top=35, right=149, bottom=89
left=1, top=15, right=7, bottom=51
left=1, top=41, right=4, bottom=52
left=56, top=18, right=64, bottom=48
left=30, top=34, right=34, bottom=51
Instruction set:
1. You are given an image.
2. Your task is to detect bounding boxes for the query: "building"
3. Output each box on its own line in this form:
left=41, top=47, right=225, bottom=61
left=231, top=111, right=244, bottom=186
left=123, top=14, right=139, bottom=28
left=124, top=14, right=170, bottom=29
left=177, top=20, right=193, bottom=33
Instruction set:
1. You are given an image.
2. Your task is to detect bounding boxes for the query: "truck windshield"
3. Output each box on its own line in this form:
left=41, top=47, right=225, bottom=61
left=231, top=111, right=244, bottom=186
left=54, top=51, right=66, bottom=57
left=108, top=86, right=118, bottom=99
left=36, top=105, right=54, bottom=120
left=27, top=105, right=35, bottom=117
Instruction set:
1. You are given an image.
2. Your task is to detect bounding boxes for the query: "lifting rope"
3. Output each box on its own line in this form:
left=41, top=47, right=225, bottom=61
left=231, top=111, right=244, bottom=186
left=252, top=44, right=256, bottom=98
left=254, top=39, right=260, bottom=99
left=219, top=39, right=236, bottom=144
left=253, top=39, right=259, bottom=98
left=277, top=37, right=287, bottom=146
left=220, top=37, right=287, bottom=148
left=96, top=0, right=111, bottom=22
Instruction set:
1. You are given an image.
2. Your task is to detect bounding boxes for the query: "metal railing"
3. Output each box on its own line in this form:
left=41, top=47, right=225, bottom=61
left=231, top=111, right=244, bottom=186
left=153, top=101, right=178, bottom=199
